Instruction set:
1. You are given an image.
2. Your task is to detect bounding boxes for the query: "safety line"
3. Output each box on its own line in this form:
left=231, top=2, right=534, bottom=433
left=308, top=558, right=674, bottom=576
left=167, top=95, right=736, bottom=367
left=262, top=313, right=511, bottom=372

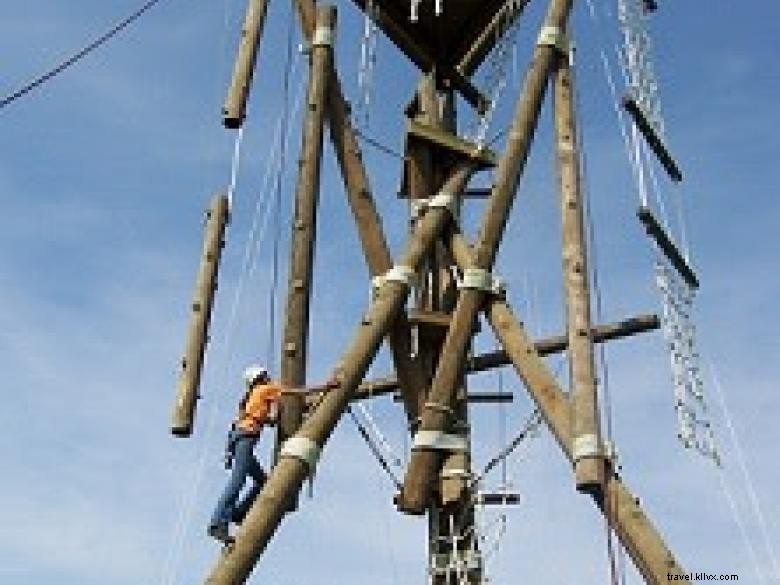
left=1, top=0, right=170, bottom=111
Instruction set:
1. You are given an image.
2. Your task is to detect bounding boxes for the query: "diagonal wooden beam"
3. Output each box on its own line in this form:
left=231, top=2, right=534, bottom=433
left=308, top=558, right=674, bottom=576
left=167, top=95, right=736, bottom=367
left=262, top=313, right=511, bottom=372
left=202, top=165, right=476, bottom=585
left=294, top=0, right=428, bottom=424
left=446, top=230, right=690, bottom=585
left=398, top=0, right=577, bottom=515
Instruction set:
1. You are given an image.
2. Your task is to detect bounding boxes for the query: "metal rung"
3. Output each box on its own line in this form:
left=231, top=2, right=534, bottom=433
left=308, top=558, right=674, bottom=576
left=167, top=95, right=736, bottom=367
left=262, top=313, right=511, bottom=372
left=464, top=188, right=492, bottom=198
left=466, top=391, right=514, bottom=403
left=476, top=492, right=522, bottom=505
left=622, top=95, right=682, bottom=182
left=642, top=0, right=658, bottom=12
left=638, top=206, right=699, bottom=289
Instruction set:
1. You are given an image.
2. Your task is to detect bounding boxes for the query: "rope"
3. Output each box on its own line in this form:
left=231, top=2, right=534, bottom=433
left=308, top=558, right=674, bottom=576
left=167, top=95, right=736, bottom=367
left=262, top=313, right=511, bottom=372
left=715, top=460, right=767, bottom=584
left=473, top=410, right=542, bottom=486
left=354, top=128, right=405, bottom=160
left=0, top=0, right=170, bottom=111
left=157, top=23, right=307, bottom=585
left=572, top=33, right=627, bottom=585
left=346, top=405, right=403, bottom=489
left=226, top=126, right=246, bottom=213
left=708, top=358, right=780, bottom=581
left=266, top=7, right=296, bottom=369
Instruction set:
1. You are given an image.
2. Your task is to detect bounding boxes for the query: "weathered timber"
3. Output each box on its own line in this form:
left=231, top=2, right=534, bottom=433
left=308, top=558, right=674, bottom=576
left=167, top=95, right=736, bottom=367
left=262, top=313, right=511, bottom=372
left=222, top=0, right=271, bottom=128
left=446, top=230, right=690, bottom=584
left=294, top=0, right=428, bottom=424
left=277, top=4, right=335, bottom=468
left=398, top=0, right=577, bottom=515
left=201, top=165, right=475, bottom=585
left=554, top=49, right=605, bottom=491
left=171, top=194, right=229, bottom=437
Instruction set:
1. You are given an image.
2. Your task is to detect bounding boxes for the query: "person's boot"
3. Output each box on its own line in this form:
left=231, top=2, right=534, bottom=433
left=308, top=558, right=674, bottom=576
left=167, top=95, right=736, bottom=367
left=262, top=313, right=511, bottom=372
left=208, top=523, right=234, bottom=546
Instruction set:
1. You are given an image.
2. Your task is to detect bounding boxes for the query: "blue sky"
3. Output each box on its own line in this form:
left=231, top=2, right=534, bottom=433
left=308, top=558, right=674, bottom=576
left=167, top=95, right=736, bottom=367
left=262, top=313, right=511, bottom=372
left=1, top=1, right=778, bottom=584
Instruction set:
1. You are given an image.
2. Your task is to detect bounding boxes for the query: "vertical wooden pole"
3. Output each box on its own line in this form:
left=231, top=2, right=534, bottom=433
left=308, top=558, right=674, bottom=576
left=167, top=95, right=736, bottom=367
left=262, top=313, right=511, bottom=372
left=293, top=0, right=428, bottom=426
left=553, top=46, right=606, bottom=492
left=446, top=230, right=690, bottom=584
left=399, top=0, right=576, bottom=515
left=202, top=165, right=474, bottom=585
left=277, top=4, right=335, bottom=465
left=223, top=0, right=271, bottom=128
left=171, top=193, right=229, bottom=437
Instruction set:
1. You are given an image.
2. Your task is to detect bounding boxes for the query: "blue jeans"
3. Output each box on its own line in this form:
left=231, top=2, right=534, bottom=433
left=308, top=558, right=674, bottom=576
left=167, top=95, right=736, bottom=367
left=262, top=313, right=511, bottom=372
left=209, top=433, right=267, bottom=528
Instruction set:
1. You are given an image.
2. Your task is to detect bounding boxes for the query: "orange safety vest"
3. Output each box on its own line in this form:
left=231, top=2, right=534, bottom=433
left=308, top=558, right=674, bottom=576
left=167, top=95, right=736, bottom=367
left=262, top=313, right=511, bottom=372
left=235, top=382, right=283, bottom=435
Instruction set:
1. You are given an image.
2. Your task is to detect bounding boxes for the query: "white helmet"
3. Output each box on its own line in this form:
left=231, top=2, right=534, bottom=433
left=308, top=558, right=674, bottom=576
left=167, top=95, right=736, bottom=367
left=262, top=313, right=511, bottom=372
left=243, top=365, right=268, bottom=386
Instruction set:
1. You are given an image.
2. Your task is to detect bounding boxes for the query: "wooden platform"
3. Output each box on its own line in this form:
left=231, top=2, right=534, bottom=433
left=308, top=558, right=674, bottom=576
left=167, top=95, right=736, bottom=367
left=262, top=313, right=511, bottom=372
left=349, top=0, right=523, bottom=109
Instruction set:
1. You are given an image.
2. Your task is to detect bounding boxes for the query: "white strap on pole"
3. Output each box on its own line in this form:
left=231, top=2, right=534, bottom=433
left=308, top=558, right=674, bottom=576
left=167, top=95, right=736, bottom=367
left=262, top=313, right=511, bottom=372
left=280, top=436, right=321, bottom=472
left=457, top=267, right=505, bottom=296
left=312, top=25, right=334, bottom=48
left=572, top=433, right=601, bottom=462
left=413, top=430, right=468, bottom=452
left=537, top=25, right=568, bottom=53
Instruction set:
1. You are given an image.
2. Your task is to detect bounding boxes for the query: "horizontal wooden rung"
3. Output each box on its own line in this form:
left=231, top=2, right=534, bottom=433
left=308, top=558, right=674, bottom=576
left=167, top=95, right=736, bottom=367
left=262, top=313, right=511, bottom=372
left=407, top=119, right=496, bottom=169
left=638, top=205, right=699, bottom=289
left=622, top=95, right=682, bottom=182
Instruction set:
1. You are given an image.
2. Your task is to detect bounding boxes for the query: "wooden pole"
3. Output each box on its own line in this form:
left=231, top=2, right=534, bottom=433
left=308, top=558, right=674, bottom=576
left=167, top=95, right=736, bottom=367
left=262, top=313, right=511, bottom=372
left=202, top=165, right=474, bottom=585
left=553, top=46, right=605, bottom=492
left=349, top=314, right=660, bottom=401
left=222, top=0, right=271, bottom=128
left=171, top=193, right=229, bottom=437
left=446, top=230, right=690, bottom=584
left=398, top=0, right=576, bottom=515
left=293, top=0, right=428, bottom=426
left=277, top=3, right=335, bottom=466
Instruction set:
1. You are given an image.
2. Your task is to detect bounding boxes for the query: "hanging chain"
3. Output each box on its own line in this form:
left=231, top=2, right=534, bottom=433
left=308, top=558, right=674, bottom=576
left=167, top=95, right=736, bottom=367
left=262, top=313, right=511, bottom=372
left=469, top=5, right=523, bottom=148
left=617, top=0, right=665, bottom=138
left=655, top=262, right=719, bottom=464
left=357, top=0, right=379, bottom=128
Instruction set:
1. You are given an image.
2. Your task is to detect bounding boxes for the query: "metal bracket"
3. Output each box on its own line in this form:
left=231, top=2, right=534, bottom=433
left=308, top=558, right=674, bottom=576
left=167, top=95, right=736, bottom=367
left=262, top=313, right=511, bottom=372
left=413, top=430, right=468, bottom=452
left=280, top=436, right=321, bottom=472
left=312, top=25, right=334, bottom=48
left=537, top=25, right=569, bottom=53
left=572, top=433, right=601, bottom=462
left=457, top=268, right=505, bottom=296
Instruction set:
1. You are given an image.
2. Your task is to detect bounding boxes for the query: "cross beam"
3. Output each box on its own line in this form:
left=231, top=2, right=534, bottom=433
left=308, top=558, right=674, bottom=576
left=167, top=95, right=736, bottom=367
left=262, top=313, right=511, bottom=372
left=195, top=1, right=694, bottom=583
left=398, top=0, right=576, bottom=515
left=349, top=313, right=659, bottom=401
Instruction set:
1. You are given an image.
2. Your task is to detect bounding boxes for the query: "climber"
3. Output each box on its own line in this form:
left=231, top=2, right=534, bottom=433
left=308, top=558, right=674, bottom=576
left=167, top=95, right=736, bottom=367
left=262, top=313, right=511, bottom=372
left=207, top=364, right=340, bottom=545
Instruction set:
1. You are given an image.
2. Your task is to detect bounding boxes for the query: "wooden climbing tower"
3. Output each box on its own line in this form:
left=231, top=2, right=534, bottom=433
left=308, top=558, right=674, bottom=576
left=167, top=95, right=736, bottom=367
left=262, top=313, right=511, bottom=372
left=170, top=1, right=700, bottom=583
